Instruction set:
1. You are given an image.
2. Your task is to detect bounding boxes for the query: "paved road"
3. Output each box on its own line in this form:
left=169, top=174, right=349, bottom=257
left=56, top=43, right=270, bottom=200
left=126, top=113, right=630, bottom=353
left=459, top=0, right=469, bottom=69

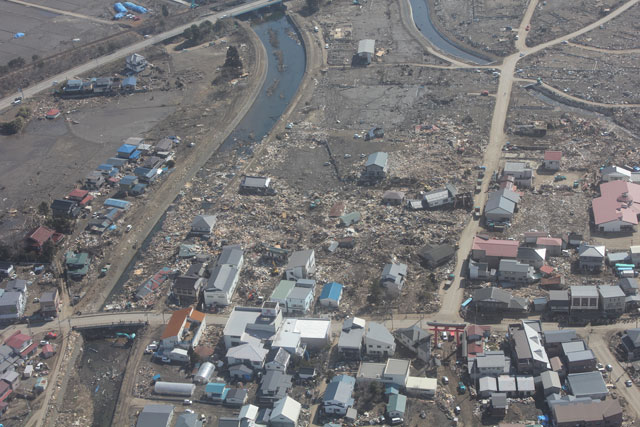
left=0, top=0, right=282, bottom=112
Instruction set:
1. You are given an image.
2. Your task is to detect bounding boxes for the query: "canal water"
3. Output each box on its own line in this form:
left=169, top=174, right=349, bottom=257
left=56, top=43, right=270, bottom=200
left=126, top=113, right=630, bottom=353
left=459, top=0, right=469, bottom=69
left=408, top=0, right=491, bottom=65
left=102, top=14, right=306, bottom=308
left=221, top=14, right=306, bottom=151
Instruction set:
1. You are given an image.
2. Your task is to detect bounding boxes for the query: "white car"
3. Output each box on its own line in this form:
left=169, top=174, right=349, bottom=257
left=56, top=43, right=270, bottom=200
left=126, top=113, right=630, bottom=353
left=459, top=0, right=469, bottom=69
left=12, top=97, right=22, bottom=105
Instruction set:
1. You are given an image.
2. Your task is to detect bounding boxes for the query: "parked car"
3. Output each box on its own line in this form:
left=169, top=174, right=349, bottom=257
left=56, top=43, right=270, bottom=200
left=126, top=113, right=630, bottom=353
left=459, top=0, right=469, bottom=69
left=45, top=332, right=58, bottom=340
left=606, top=364, right=613, bottom=372
left=183, top=399, right=193, bottom=405
left=442, top=376, right=449, bottom=385
left=626, top=380, right=633, bottom=387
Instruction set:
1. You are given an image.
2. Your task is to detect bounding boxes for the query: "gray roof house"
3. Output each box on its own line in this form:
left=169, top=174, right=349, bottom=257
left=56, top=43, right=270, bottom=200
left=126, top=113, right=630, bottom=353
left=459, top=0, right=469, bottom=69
left=578, top=244, right=605, bottom=272
left=598, top=285, right=626, bottom=315
left=364, top=322, right=395, bottom=358
left=567, top=371, right=609, bottom=400
left=323, top=375, right=356, bottom=416
left=540, top=370, right=562, bottom=396
left=257, top=370, right=293, bottom=405
left=423, top=183, right=457, bottom=209
left=417, top=244, right=455, bottom=268
left=226, top=340, right=268, bottom=370
left=381, top=263, right=407, bottom=294
left=204, top=264, right=240, bottom=307
left=473, top=287, right=528, bottom=314
left=175, top=412, right=203, bottom=427
left=395, top=324, right=431, bottom=363
left=190, top=215, right=216, bottom=237
left=469, top=351, right=510, bottom=381
left=485, top=191, right=516, bottom=223
left=338, top=317, right=365, bottom=360
left=285, top=250, right=315, bottom=281
left=498, top=259, right=536, bottom=286
left=217, top=245, right=244, bottom=270
left=136, top=404, right=174, bottom=427
left=516, top=247, right=546, bottom=269
left=363, top=152, right=388, bottom=179
left=618, top=277, right=639, bottom=296
left=266, top=347, right=291, bottom=372
left=621, top=328, right=640, bottom=361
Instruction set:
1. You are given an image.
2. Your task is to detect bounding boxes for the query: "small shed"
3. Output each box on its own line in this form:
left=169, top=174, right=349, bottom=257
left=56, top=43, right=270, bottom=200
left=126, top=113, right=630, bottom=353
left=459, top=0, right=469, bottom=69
left=386, top=393, right=406, bottom=418
left=154, top=381, right=195, bottom=396
left=382, top=191, right=405, bottom=206
left=357, top=39, right=376, bottom=65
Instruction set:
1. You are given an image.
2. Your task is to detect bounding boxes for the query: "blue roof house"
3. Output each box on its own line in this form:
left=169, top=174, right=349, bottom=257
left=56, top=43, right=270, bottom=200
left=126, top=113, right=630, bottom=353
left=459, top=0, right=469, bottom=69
left=117, top=143, right=138, bottom=159
left=104, top=198, right=131, bottom=210
left=323, top=375, right=355, bottom=416
left=319, top=282, right=343, bottom=308
left=205, top=383, right=229, bottom=402
left=119, top=175, right=139, bottom=190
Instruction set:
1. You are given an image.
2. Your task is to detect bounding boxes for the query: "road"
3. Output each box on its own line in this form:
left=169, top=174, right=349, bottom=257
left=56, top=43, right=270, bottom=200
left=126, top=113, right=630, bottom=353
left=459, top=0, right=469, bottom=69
left=0, top=0, right=282, bottom=112
left=8, top=0, right=640, bottom=423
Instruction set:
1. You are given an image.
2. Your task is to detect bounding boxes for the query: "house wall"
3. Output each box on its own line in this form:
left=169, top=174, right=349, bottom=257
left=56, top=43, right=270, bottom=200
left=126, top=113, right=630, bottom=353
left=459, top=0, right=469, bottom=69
left=319, top=297, right=339, bottom=308
left=601, top=296, right=625, bottom=313
left=485, top=210, right=513, bottom=223
left=364, top=340, right=395, bottom=357
left=544, top=159, right=560, bottom=170
left=270, top=417, right=296, bottom=427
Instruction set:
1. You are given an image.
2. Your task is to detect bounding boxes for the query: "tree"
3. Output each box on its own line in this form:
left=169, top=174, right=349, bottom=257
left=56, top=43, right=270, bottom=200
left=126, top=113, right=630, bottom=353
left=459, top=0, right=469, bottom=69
left=41, top=241, right=56, bottom=263
left=162, top=4, right=169, bottom=17
left=306, top=0, right=319, bottom=13
left=38, top=201, right=50, bottom=216
left=7, top=57, right=25, bottom=69
left=224, top=46, right=242, bottom=69
left=32, top=54, right=40, bottom=62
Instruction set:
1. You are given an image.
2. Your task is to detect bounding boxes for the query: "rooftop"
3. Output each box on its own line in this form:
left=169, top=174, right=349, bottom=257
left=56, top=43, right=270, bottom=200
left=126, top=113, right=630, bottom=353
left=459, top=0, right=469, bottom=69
left=472, top=236, right=519, bottom=258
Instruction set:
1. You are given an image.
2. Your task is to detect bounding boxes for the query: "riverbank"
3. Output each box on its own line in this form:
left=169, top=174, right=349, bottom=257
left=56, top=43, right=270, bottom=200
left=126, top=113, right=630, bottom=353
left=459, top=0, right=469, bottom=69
left=83, top=20, right=269, bottom=313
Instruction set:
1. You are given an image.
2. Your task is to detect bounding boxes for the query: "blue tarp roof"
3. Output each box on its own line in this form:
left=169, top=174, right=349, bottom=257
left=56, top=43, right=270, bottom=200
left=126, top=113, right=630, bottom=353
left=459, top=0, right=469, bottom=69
left=14, top=33, right=25, bottom=39
left=104, top=198, right=131, bottom=209
left=319, top=282, right=343, bottom=301
left=122, top=76, right=137, bottom=86
left=120, top=175, right=138, bottom=185
left=97, top=164, right=114, bottom=171
left=117, top=143, right=137, bottom=154
left=129, top=150, right=142, bottom=160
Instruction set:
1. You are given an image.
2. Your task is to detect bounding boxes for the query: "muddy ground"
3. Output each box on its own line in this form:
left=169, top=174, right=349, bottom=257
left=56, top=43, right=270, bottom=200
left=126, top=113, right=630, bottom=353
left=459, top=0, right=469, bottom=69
left=573, top=3, right=640, bottom=50
left=527, top=0, right=625, bottom=46
left=55, top=336, right=132, bottom=427
left=431, top=0, right=528, bottom=57
left=520, top=45, right=640, bottom=105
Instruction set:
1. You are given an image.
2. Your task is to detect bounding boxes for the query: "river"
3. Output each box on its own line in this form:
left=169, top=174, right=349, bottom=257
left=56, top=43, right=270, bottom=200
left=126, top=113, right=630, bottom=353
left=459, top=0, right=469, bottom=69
left=407, top=0, right=491, bottom=65
left=103, top=14, right=306, bottom=308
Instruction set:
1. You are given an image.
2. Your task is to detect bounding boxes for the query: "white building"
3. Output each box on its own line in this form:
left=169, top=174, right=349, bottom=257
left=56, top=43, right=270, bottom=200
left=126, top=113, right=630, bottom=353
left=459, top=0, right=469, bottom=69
left=598, top=285, right=626, bottom=315
left=204, top=264, right=240, bottom=307
left=125, top=53, right=148, bottom=73
left=285, top=250, right=316, bottom=280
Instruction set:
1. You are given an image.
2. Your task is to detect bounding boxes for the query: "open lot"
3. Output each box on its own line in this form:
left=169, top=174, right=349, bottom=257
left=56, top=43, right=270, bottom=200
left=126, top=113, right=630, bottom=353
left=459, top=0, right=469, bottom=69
left=573, top=3, right=640, bottom=49
left=431, top=0, right=528, bottom=57
left=527, top=0, right=626, bottom=46
left=0, top=2, right=120, bottom=64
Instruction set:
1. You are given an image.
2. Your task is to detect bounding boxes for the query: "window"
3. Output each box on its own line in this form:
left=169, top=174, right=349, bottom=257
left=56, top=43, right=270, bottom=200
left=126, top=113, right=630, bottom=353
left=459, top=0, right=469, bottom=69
left=582, top=298, right=589, bottom=306
left=590, top=298, right=597, bottom=307
left=573, top=298, right=580, bottom=306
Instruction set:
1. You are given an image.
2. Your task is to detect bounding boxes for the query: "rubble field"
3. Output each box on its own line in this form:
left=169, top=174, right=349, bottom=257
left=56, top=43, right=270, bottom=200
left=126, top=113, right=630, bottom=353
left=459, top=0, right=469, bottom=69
left=526, top=0, right=626, bottom=46
left=431, top=0, right=528, bottom=57
left=520, top=45, right=640, bottom=105
left=312, top=0, right=441, bottom=66
left=572, top=4, right=640, bottom=50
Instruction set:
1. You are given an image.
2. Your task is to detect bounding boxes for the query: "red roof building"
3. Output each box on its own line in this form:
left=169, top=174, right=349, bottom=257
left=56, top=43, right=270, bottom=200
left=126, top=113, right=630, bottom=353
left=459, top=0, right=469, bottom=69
left=0, top=381, right=11, bottom=402
left=5, top=331, right=35, bottom=358
left=592, top=181, right=640, bottom=232
left=45, top=109, right=61, bottom=119
left=26, top=226, right=55, bottom=250
left=544, top=151, right=562, bottom=161
left=41, top=344, right=55, bottom=359
left=67, top=189, right=88, bottom=201
left=540, top=265, right=554, bottom=276
left=472, top=236, right=519, bottom=268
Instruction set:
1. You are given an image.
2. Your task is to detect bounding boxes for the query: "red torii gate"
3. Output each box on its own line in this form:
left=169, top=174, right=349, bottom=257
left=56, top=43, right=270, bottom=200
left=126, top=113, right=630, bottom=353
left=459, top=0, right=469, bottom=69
left=427, top=321, right=466, bottom=346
